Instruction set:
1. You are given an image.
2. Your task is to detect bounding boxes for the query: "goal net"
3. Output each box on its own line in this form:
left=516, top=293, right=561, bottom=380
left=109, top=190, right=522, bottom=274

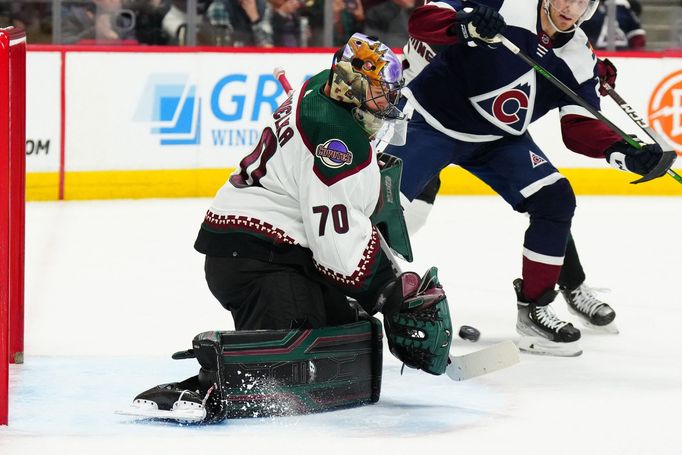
left=0, top=26, right=26, bottom=426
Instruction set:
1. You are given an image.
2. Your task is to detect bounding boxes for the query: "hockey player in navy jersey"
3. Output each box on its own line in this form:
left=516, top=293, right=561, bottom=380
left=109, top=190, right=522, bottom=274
left=383, top=0, right=674, bottom=356
left=392, top=3, right=622, bottom=337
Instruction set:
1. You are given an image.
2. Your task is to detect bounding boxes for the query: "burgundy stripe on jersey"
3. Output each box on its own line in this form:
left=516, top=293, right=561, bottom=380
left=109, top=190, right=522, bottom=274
left=203, top=210, right=297, bottom=245
left=560, top=114, right=622, bottom=159
left=313, top=226, right=381, bottom=290
left=408, top=4, right=459, bottom=45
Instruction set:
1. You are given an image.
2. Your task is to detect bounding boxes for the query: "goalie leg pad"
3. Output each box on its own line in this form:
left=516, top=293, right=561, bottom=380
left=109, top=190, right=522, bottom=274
left=191, top=317, right=383, bottom=419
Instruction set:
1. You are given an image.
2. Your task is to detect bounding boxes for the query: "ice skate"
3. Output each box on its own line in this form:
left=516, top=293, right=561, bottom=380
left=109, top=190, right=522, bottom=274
left=116, top=381, right=209, bottom=423
left=561, top=283, right=619, bottom=334
left=514, top=279, right=582, bottom=357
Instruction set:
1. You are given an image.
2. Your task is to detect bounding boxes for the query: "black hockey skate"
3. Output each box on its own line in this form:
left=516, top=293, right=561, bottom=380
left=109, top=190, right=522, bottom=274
left=514, top=279, right=582, bottom=357
left=116, top=377, right=218, bottom=424
left=560, top=283, right=619, bottom=333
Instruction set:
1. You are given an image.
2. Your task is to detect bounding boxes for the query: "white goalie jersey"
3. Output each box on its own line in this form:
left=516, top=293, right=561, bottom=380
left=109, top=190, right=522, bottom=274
left=196, top=70, right=387, bottom=291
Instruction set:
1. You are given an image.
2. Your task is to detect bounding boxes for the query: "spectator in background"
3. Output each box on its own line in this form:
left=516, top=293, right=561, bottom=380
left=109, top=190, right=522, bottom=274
left=581, top=0, right=646, bottom=50
left=363, top=0, right=415, bottom=48
left=61, top=0, right=137, bottom=44
left=6, top=1, right=53, bottom=43
left=161, top=0, right=211, bottom=43
left=204, top=0, right=274, bottom=46
left=269, top=0, right=305, bottom=47
left=127, top=0, right=171, bottom=45
left=333, top=0, right=364, bottom=45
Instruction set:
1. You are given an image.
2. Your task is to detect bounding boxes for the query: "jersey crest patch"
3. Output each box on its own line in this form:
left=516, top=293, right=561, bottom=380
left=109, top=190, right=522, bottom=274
left=529, top=150, right=547, bottom=168
left=315, top=139, right=353, bottom=168
left=470, top=70, right=536, bottom=135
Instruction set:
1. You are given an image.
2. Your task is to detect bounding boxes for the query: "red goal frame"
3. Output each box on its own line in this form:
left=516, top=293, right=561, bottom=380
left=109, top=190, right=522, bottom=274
left=0, top=26, right=26, bottom=426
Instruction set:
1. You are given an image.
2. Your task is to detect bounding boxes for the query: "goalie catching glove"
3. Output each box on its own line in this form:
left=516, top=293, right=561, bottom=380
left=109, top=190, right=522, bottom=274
left=375, top=267, right=453, bottom=375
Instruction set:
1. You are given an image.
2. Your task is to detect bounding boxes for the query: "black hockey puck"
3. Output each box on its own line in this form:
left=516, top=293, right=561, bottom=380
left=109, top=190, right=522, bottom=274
left=458, top=325, right=480, bottom=342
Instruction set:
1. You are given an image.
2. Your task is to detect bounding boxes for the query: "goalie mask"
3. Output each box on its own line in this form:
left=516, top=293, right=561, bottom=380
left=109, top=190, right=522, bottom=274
left=543, top=0, right=599, bottom=34
left=329, top=33, right=405, bottom=139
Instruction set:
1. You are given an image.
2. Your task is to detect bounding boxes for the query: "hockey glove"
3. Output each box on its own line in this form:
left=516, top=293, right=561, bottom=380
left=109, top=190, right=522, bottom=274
left=605, top=140, right=676, bottom=183
left=450, top=5, right=506, bottom=49
left=375, top=267, right=453, bottom=376
left=596, top=58, right=617, bottom=97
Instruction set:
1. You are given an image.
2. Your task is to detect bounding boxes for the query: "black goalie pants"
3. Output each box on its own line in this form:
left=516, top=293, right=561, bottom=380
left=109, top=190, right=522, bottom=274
left=204, top=256, right=358, bottom=331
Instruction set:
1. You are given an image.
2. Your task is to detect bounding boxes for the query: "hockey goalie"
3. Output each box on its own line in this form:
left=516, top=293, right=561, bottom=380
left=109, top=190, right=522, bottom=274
left=120, top=33, right=458, bottom=424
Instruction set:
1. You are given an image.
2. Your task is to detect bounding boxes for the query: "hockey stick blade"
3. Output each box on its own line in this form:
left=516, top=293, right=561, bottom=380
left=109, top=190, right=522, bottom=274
left=446, top=340, right=520, bottom=381
left=630, top=150, right=678, bottom=184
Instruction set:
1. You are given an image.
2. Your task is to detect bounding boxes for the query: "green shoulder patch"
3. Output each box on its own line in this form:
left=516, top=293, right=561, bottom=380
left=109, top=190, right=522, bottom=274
left=297, top=70, right=373, bottom=186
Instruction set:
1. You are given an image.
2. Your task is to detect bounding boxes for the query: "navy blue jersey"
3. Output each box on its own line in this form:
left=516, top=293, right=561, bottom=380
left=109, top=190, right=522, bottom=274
left=404, top=0, right=620, bottom=154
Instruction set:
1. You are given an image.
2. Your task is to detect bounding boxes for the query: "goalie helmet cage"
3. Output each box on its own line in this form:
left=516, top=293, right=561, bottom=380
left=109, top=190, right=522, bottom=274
left=0, top=27, right=27, bottom=426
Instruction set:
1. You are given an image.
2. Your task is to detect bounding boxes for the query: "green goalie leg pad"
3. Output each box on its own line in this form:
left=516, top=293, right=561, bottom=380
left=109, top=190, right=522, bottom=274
left=188, top=318, right=383, bottom=418
left=371, top=153, right=413, bottom=262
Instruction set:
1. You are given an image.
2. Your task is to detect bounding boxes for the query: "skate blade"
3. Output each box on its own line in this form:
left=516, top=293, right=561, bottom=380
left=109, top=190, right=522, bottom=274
left=115, top=402, right=206, bottom=423
left=581, top=320, right=619, bottom=334
left=516, top=336, right=582, bottom=357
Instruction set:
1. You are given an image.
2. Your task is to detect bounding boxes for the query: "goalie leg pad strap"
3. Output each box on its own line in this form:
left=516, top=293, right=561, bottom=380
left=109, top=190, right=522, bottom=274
left=192, top=318, right=383, bottom=418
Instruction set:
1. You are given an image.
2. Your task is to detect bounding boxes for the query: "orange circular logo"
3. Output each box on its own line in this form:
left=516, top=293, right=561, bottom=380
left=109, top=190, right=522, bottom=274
left=648, top=69, right=682, bottom=156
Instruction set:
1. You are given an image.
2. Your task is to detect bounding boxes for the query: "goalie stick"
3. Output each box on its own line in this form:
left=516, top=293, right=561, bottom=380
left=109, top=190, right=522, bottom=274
left=377, top=233, right=520, bottom=381
left=495, top=34, right=681, bottom=186
left=273, top=66, right=520, bottom=381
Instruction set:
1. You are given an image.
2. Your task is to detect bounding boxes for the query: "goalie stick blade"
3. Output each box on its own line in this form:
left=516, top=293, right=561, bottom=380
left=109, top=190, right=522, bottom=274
left=445, top=340, right=520, bottom=381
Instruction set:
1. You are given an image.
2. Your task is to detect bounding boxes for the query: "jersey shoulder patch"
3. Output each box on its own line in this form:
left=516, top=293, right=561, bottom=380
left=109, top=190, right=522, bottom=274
left=297, top=70, right=373, bottom=186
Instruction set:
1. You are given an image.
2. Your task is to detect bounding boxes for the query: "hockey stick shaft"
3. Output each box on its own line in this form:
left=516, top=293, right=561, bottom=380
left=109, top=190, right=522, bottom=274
left=499, top=36, right=682, bottom=185
left=499, top=36, right=638, bottom=147
left=273, top=66, right=294, bottom=96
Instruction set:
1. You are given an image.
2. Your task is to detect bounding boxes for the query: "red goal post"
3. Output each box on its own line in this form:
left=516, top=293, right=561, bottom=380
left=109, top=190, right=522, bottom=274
left=1, top=27, right=26, bottom=426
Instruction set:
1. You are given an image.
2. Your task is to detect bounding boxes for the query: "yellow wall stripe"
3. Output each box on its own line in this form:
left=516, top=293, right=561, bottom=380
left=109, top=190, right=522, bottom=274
left=439, top=167, right=682, bottom=196
left=26, top=167, right=682, bottom=201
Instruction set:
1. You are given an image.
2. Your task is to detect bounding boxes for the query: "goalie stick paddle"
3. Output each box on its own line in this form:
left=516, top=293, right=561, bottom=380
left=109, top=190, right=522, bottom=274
left=497, top=35, right=680, bottom=186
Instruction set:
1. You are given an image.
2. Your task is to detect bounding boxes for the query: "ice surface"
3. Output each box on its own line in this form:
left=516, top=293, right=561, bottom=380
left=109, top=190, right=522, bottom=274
left=2, top=196, right=681, bottom=454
